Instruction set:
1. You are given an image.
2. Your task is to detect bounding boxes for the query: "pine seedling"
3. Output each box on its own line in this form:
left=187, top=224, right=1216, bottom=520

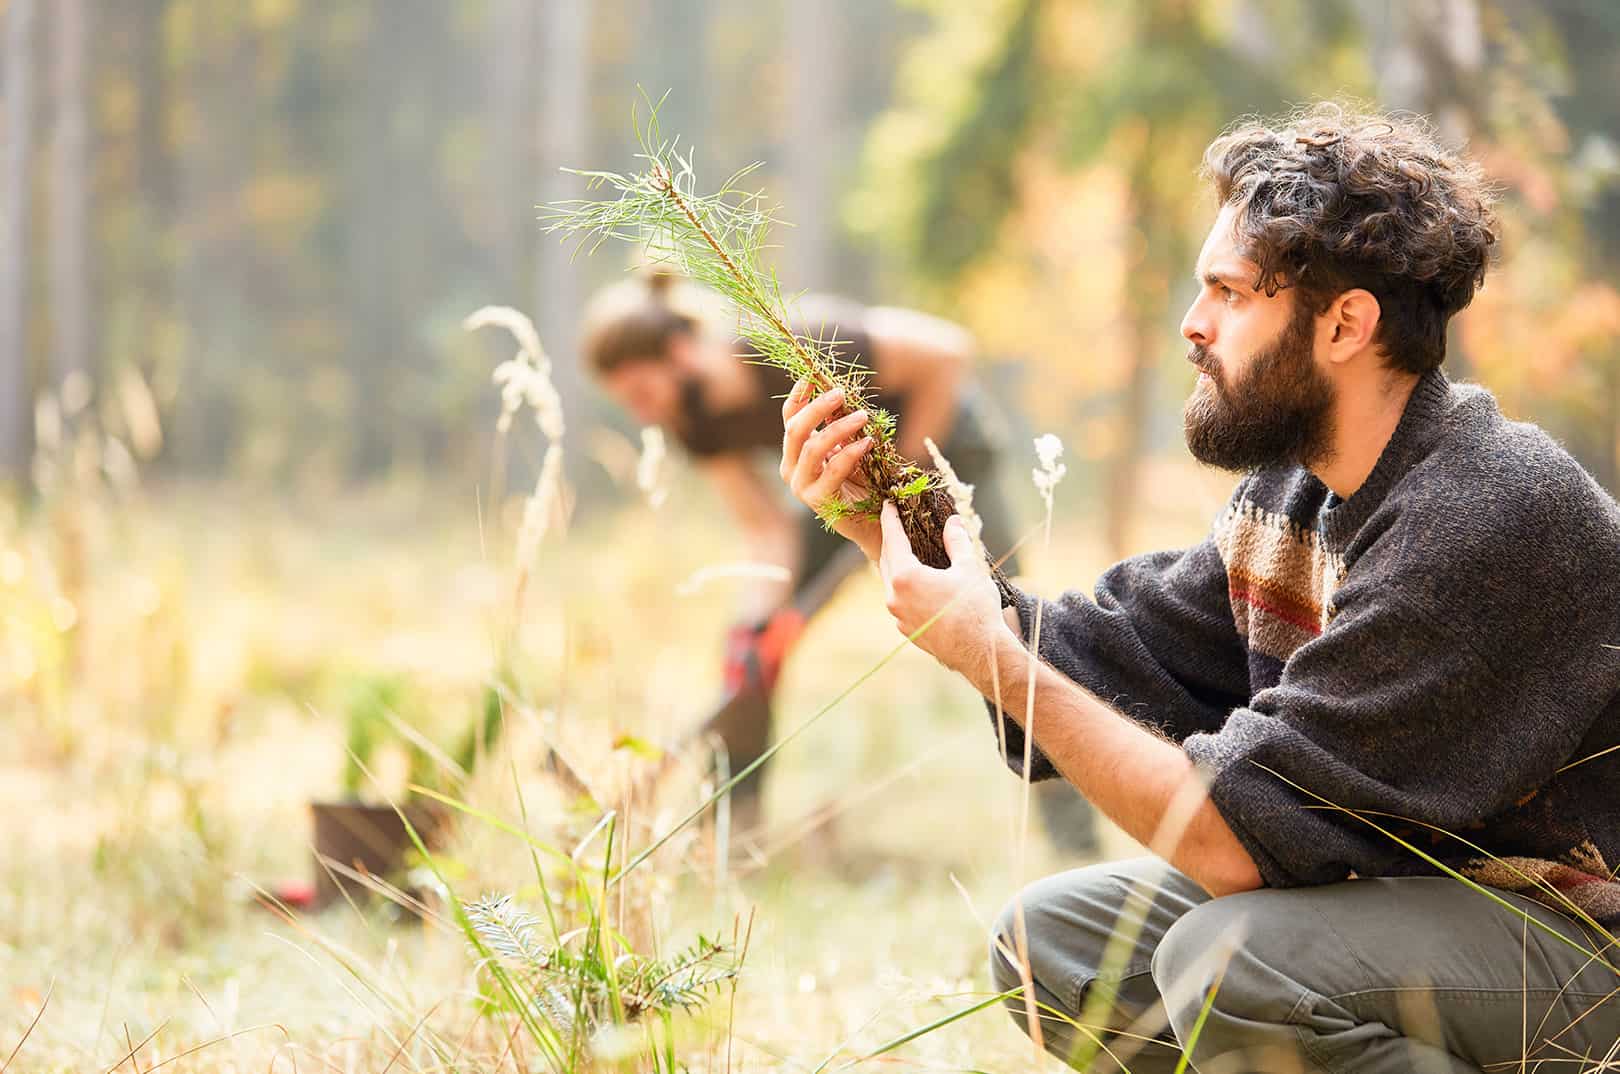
left=466, top=894, right=739, bottom=1051
left=543, top=93, right=1014, bottom=600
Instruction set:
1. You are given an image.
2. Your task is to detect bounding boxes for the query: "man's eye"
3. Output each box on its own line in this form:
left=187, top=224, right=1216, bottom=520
left=1220, top=285, right=1239, bottom=305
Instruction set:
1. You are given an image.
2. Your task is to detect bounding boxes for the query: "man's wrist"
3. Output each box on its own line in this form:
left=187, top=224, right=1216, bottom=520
left=963, top=617, right=1027, bottom=697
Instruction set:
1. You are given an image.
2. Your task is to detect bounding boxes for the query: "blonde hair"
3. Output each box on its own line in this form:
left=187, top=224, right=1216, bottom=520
left=580, top=267, right=728, bottom=376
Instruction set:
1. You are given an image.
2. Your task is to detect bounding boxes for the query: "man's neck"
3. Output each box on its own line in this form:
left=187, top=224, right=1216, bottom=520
left=1310, top=369, right=1421, bottom=499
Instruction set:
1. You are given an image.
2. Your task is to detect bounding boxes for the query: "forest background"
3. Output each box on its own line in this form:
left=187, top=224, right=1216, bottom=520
left=3, top=2, right=1620, bottom=1072
left=5, top=1, right=1619, bottom=538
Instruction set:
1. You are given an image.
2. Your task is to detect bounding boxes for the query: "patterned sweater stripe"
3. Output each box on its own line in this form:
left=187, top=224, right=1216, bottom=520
left=995, top=369, right=1620, bottom=925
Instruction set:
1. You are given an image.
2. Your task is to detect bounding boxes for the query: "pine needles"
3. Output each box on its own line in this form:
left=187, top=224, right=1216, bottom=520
left=542, top=93, right=1012, bottom=597
left=464, top=892, right=740, bottom=1068
left=468, top=894, right=737, bottom=1026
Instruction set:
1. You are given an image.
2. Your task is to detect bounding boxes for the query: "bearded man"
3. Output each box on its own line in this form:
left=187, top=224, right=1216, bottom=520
left=779, top=104, right=1620, bottom=1071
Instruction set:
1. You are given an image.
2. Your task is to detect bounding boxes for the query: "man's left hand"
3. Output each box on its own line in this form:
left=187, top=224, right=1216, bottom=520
left=878, top=500, right=1011, bottom=683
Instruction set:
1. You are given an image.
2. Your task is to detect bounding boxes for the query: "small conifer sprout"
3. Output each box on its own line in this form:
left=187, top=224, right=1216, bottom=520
left=465, top=893, right=739, bottom=1035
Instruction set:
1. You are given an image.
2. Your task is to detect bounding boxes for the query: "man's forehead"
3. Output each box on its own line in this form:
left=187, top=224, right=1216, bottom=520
left=1194, top=208, right=1258, bottom=285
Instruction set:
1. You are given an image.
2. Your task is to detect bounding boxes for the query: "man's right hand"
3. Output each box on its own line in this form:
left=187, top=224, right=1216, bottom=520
left=781, top=379, right=881, bottom=559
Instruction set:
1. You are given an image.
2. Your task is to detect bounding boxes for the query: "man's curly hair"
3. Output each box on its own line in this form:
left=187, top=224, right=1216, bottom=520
left=1202, top=102, right=1499, bottom=375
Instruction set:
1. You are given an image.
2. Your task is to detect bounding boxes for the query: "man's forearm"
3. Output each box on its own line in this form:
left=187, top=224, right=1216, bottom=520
left=894, top=372, right=962, bottom=461
left=971, top=624, right=1263, bottom=897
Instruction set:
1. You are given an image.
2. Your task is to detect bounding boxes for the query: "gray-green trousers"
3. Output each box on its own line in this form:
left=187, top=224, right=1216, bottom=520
left=990, top=856, right=1620, bottom=1073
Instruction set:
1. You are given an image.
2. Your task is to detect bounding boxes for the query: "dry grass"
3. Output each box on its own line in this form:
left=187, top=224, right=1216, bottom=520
left=1, top=468, right=1222, bottom=1073
left=10, top=459, right=1613, bottom=1071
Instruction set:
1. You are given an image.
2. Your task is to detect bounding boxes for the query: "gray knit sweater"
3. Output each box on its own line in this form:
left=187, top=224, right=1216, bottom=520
left=1000, top=369, right=1620, bottom=923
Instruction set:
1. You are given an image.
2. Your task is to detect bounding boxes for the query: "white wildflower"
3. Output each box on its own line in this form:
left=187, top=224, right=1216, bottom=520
left=490, top=357, right=530, bottom=435
left=924, top=437, right=985, bottom=557
left=467, top=305, right=568, bottom=566
left=464, top=305, right=543, bottom=367
left=1032, top=433, right=1067, bottom=514
left=470, top=306, right=565, bottom=442
left=491, top=350, right=565, bottom=441
left=636, top=426, right=668, bottom=508
left=515, top=446, right=566, bottom=569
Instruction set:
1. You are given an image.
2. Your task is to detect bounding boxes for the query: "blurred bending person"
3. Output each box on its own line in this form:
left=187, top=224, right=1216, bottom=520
left=582, top=269, right=1096, bottom=848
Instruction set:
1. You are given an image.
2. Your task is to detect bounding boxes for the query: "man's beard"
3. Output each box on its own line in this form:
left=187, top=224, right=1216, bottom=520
left=1182, top=304, right=1336, bottom=472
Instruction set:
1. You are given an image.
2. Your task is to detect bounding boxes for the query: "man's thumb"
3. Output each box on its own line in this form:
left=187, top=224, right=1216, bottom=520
left=942, top=514, right=975, bottom=564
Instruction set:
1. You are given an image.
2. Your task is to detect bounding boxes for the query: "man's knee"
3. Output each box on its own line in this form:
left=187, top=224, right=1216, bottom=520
left=1150, top=890, right=1326, bottom=1069
left=990, top=862, right=1131, bottom=1003
left=1151, top=891, right=1286, bottom=1015
left=987, top=903, right=1024, bottom=996
left=988, top=872, right=1071, bottom=999
left=992, top=860, right=1205, bottom=1072
left=1151, top=894, right=1241, bottom=988
left=989, top=858, right=1191, bottom=1017
left=989, top=865, right=1140, bottom=1069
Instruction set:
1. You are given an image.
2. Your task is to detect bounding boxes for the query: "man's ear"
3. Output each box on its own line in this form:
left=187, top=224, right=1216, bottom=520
left=1325, top=288, right=1381, bottom=365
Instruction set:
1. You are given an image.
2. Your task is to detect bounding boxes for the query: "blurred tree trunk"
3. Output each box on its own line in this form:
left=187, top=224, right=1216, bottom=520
left=1357, top=0, right=1486, bottom=382
left=50, top=0, right=91, bottom=400
left=784, top=1, right=841, bottom=290
left=485, top=0, right=535, bottom=295
left=131, top=0, right=174, bottom=441
left=173, top=5, right=255, bottom=471
left=347, top=1, right=404, bottom=474
left=133, top=0, right=174, bottom=226
left=536, top=0, right=589, bottom=440
left=1, top=0, right=39, bottom=483
left=640, top=0, right=709, bottom=158
left=1357, top=0, right=1484, bottom=137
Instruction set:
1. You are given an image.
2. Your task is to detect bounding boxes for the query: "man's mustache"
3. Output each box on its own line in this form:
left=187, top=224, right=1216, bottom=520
left=1187, top=346, right=1220, bottom=375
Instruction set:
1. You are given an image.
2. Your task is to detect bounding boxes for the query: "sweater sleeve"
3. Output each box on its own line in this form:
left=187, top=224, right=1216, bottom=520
left=987, top=517, right=1251, bottom=780
left=1183, top=501, right=1620, bottom=889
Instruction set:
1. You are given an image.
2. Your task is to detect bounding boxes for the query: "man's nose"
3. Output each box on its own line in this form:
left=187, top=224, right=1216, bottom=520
left=1180, top=299, right=1211, bottom=347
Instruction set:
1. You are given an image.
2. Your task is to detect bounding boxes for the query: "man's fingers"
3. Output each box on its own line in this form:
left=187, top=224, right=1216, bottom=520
left=781, top=377, right=813, bottom=422
left=802, top=409, right=868, bottom=470
left=879, top=498, right=906, bottom=543
left=780, top=386, right=845, bottom=482
left=878, top=499, right=898, bottom=583
left=941, top=514, right=977, bottom=567
left=803, top=436, right=872, bottom=506
left=791, top=409, right=868, bottom=494
left=878, top=499, right=914, bottom=577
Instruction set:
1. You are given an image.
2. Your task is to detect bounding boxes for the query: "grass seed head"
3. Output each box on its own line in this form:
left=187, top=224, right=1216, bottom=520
left=923, top=437, right=985, bottom=558
left=1032, top=433, right=1067, bottom=513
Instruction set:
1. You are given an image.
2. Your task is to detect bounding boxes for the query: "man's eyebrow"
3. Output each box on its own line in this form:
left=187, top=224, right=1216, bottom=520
left=1197, top=265, right=1251, bottom=289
